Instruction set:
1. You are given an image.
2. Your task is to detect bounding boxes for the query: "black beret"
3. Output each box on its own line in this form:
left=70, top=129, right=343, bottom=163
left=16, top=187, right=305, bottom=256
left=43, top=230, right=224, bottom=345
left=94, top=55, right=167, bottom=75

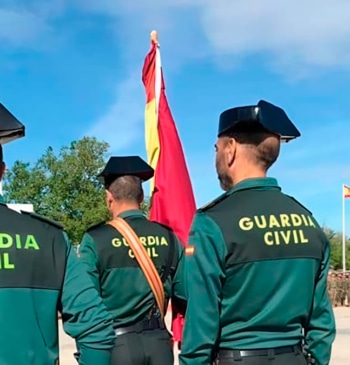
left=218, top=100, right=301, bottom=142
left=97, top=156, right=154, bottom=187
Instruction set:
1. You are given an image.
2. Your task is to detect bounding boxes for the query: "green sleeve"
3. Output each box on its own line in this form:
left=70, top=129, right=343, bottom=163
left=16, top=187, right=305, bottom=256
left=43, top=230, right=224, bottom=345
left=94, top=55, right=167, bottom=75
left=172, top=238, right=187, bottom=301
left=60, top=233, right=115, bottom=365
left=179, top=213, right=227, bottom=365
left=78, top=233, right=101, bottom=293
left=304, top=240, right=336, bottom=365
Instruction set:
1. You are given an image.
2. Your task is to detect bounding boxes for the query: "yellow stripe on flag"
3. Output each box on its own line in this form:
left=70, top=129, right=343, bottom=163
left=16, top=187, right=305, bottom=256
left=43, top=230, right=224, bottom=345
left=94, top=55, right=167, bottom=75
left=143, top=37, right=162, bottom=197
left=185, top=245, right=195, bottom=256
left=145, top=98, right=160, bottom=194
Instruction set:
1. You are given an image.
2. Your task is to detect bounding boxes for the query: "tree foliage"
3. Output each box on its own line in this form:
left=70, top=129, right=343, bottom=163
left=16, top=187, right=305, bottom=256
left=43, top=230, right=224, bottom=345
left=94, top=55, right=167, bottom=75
left=3, top=137, right=111, bottom=244
left=3, top=137, right=151, bottom=244
left=322, top=226, right=350, bottom=270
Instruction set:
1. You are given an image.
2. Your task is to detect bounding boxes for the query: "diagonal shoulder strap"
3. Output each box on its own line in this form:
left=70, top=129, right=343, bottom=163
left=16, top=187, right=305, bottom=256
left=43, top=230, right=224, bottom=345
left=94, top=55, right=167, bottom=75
left=107, top=217, right=165, bottom=319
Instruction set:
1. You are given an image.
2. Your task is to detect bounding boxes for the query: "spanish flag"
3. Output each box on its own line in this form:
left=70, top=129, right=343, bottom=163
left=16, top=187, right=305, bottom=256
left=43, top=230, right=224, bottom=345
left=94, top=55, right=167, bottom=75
left=344, top=185, right=350, bottom=198
left=142, top=31, right=196, bottom=343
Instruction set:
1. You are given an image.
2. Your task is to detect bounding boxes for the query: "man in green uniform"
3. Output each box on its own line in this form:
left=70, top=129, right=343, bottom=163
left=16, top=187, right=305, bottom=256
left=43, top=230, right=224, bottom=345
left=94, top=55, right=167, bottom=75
left=0, top=104, right=115, bottom=365
left=79, top=155, right=186, bottom=365
left=180, top=100, right=335, bottom=365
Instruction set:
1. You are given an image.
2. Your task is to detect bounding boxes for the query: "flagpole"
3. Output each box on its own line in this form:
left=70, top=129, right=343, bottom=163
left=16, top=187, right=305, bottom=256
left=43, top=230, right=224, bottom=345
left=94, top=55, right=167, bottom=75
left=342, top=184, right=346, bottom=273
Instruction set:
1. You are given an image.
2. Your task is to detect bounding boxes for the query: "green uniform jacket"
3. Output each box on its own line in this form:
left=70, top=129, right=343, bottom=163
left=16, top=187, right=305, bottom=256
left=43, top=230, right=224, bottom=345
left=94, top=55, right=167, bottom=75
left=180, top=178, right=335, bottom=365
left=79, top=209, right=186, bottom=325
left=0, top=196, right=115, bottom=365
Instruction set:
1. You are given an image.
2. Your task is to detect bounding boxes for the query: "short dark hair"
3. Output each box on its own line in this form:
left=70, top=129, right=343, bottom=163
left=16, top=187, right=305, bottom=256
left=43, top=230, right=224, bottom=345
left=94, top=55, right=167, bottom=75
left=222, top=122, right=280, bottom=169
left=108, top=175, right=143, bottom=202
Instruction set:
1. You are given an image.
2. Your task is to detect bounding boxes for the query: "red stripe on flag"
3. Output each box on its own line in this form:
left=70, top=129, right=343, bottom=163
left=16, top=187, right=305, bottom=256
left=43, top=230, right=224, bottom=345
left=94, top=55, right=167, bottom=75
left=149, top=73, right=196, bottom=245
left=150, top=70, right=195, bottom=344
left=142, top=35, right=196, bottom=344
left=142, top=40, right=157, bottom=103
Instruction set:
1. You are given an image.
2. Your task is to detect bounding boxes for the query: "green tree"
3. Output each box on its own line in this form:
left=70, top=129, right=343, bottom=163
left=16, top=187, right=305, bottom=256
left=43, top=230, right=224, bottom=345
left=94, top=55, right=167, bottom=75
left=3, top=137, right=110, bottom=244
left=3, top=137, right=151, bottom=244
left=141, top=197, right=150, bottom=218
left=322, top=226, right=350, bottom=270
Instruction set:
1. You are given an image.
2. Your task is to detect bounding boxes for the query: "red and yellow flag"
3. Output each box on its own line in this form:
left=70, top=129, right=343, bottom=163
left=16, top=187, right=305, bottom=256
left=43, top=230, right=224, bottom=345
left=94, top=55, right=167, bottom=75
left=344, top=185, right=350, bottom=198
left=142, top=31, right=196, bottom=246
left=142, top=31, right=196, bottom=343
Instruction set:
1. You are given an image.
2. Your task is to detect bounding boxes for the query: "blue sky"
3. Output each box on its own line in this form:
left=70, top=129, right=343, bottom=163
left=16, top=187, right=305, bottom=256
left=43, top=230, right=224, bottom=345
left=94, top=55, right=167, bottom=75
left=0, top=0, right=349, bottom=232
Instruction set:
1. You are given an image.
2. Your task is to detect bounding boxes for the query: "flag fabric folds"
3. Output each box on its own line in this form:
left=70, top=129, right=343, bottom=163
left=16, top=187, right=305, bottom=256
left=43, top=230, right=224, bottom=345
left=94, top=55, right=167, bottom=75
left=142, top=33, right=196, bottom=343
left=343, top=185, right=350, bottom=199
left=142, top=34, right=196, bottom=248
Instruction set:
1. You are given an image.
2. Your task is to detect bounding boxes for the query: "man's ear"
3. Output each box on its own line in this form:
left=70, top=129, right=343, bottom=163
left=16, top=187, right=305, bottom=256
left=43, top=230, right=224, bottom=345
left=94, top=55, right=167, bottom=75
left=225, top=138, right=237, bottom=167
left=138, top=189, right=144, bottom=204
left=106, top=189, right=115, bottom=209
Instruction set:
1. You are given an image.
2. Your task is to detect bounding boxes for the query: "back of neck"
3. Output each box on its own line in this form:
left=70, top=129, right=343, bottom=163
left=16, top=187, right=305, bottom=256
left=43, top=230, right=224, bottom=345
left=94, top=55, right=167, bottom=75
left=111, top=202, right=140, bottom=220
left=232, top=165, right=267, bottom=186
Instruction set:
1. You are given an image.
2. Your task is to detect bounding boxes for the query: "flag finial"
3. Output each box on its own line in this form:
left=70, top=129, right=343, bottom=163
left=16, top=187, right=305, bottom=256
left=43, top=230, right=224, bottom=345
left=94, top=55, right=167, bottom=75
left=150, top=30, right=158, bottom=43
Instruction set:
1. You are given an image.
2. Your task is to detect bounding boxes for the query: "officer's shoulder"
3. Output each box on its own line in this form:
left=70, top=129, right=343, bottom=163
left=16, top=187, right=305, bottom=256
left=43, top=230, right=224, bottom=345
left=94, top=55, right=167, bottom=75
left=20, top=210, right=64, bottom=229
left=151, top=220, right=177, bottom=236
left=151, top=220, right=172, bottom=231
left=197, top=191, right=230, bottom=213
left=86, top=220, right=106, bottom=233
left=285, top=194, right=313, bottom=215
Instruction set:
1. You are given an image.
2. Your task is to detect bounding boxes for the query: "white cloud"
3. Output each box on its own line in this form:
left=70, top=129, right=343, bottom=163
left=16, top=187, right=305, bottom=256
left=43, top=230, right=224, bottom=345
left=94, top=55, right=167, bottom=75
left=83, top=73, right=146, bottom=152
left=0, top=8, right=49, bottom=46
left=199, top=0, right=350, bottom=73
left=77, top=0, right=350, bottom=73
left=278, top=121, right=349, bottom=162
left=0, top=1, right=67, bottom=49
left=76, top=0, right=209, bottom=67
left=271, top=121, right=349, bottom=182
left=69, top=0, right=350, bottom=150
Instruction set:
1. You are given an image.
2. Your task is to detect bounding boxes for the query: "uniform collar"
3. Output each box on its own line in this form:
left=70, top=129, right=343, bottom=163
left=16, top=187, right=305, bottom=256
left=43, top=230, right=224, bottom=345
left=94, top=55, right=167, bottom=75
left=0, top=194, right=4, bottom=204
left=228, top=177, right=281, bottom=195
left=118, top=209, right=145, bottom=219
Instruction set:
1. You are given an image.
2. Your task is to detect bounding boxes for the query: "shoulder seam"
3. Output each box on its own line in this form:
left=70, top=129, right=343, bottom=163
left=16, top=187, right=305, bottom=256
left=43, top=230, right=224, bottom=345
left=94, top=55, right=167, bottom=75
left=20, top=211, right=64, bottom=229
left=150, top=220, right=173, bottom=231
left=285, top=195, right=313, bottom=215
left=87, top=221, right=106, bottom=232
left=197, top=191, right=229, bottom=212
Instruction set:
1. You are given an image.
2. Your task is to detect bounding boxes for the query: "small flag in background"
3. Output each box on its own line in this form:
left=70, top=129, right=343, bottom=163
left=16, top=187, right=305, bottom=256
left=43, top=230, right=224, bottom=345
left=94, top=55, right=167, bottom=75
left=343, top=185, right=350, bottom=199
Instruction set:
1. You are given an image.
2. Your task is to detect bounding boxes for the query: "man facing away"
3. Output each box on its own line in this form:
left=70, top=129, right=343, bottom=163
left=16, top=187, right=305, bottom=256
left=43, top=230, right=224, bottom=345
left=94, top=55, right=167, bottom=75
left=0, top=103, right=115, bottom=365
left=180, top=100, right=336, bottom=365
left=79, top=155, right=186, bottom=365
